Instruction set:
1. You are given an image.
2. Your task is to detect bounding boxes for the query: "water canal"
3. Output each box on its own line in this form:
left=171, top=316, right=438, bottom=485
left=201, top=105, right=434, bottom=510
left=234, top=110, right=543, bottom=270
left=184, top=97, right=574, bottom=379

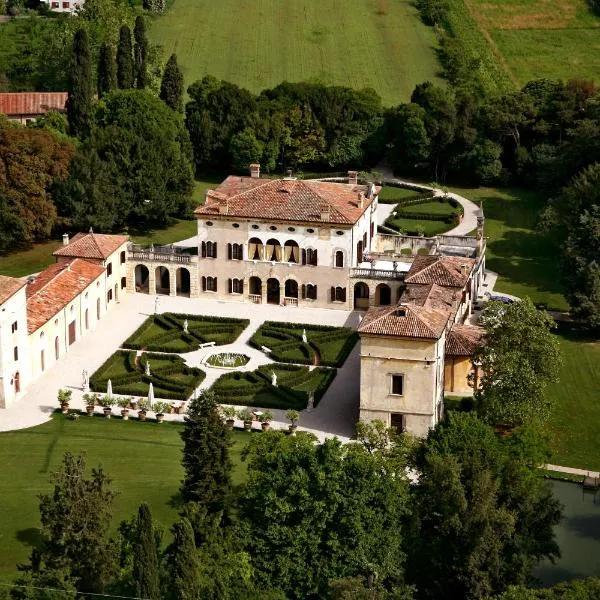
left=534, top=480, right=600, bottom=585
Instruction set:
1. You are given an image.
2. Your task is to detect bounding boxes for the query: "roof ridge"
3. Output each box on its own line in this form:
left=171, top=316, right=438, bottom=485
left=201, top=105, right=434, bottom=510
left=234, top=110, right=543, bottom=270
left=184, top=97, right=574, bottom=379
left=30, top=261, right=72, bottom=297
left=224, top=177, right=278, bottom=201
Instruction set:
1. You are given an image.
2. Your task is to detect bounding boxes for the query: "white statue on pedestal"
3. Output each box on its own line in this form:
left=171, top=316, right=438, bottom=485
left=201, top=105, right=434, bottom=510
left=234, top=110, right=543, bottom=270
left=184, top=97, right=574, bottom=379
left=82, top=369, right=89, bottom=392
left=145, top=361, right=151, bottom=377
left=302, top=329, right=307, bottom=343
left=307, top=391, right=315, bottom=412
left=183, top=319, right=189, bottom=334
left=271, top=371, right=277, bottom=387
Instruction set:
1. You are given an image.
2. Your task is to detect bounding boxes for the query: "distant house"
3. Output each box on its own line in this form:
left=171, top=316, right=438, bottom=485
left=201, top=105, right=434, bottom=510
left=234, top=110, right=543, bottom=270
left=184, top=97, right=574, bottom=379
left=0, top=92, right=68, bottom=125
left=38, top=0, right=84, bottom=13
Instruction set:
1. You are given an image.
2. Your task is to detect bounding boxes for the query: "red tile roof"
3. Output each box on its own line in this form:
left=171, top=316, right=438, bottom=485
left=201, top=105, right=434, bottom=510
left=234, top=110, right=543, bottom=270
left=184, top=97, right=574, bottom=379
left=53, top=232, right=129, bottom=260
left=403, top=283, right=458, bottom=312
left=445, top=324, right=485, bottom=357
left=26, top=259, right=105, bottom=334
left=0, top=92, right=68, bottom=117
left=195, top=176, right=379, bottom=225
left=0, top=276, right=26, bottom=306
left=358, top=303, right=450, bottom=340
left=405, top=255, right=475, bottom=288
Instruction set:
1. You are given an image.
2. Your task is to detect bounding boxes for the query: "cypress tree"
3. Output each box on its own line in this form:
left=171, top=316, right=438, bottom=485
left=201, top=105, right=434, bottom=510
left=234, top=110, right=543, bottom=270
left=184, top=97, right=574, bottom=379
left=159, top=54, right=184, bottom=112
left=97, top=42, right=117, bottom=99
left=116, top=25, right=134, bottom=89
left=133, top=503, right=160, bottom=600
left=165, top=518, right=201, bottom=600
left=180, top=391, right=232, bottom=514
left=134, top=16, right=149, bottom=90
left=67, top=28, right=93, bottom=138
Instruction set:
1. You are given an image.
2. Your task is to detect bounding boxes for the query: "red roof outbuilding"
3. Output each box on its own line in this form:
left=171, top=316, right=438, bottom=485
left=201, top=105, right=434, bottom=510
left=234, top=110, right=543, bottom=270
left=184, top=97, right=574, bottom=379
left=0, top=92, right=68, bottom=117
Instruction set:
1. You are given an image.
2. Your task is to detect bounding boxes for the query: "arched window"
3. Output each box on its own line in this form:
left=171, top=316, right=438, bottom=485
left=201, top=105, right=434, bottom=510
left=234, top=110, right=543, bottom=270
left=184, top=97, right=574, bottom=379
left=284, top=241, right=300, bottom=263
left=335, top=250, right=344, bottom=268
left=201, top=241, right=217, bottom=258
left=266, top=239, right=282, bottom=262
left=202, top=276, right=217, bottom=292
left=330, top=286, right=347, bottom=303
left=228, top=278, right=244, bottom=294
left=284, top=279, right=298, bottom=299
left=303, top=248, right=318, bottom=266
left=248, top=237, right=264, bottom=260
left=227, top=243, right=243, bottom=260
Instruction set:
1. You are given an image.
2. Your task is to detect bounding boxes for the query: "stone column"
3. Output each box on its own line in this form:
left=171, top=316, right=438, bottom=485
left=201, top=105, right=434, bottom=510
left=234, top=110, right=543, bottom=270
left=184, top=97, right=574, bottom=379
left=148, top=267, right=156, bottom=296
left=169, top=266, right=177, bottom=296
left=261, top=278, right=267, bottom=305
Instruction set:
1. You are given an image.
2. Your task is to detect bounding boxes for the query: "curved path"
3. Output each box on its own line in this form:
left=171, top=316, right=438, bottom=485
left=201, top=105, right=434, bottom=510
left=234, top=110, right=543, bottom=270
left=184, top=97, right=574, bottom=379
left=377, top=168, right=480, bottom=236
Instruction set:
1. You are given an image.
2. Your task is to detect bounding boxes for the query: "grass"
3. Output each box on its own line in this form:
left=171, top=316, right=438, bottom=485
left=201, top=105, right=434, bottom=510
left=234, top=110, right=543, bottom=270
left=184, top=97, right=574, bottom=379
left=149, top=0, right=443, bottom=106
left=0, top=240, right=62, bottom=278
left=207, top=353, right=250, bottom=368
left=546, top=326, right=600, bottom=472
left=450, top=185, right=568, bottom=311
left=123, top=313, right=249, bottom=353
left=0, top=414, right=250, bottom=579
left=249, top=321, right=358, bottom=367
left=211, top=363, right=336, bottom=410
left=464, top=0, right=600, bottom=87
left=377, top=187, right=424, bottom=204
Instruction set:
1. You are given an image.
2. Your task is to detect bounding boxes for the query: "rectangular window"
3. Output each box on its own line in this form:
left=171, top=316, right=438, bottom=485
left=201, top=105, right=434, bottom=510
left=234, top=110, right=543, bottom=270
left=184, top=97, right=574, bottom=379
left=120, top=251, right=126, bottom=264
left=228, top=243, right=243, bottom=260
left=229, top=278, right=243, bottom=294
left=11, top=321, right=17, bottom=333
left=51, top=1, right=59, bottom=6
left=202, top=241, right=217, bottom=258
left=390, top=374, right=404, bottom=396
left=390, top=413, right=406, bottom=434
left=107, top=262, right=113, bottom=276
left=62, top=1, right=69, bottom=7
left=13, top=346, right=18, bottom=361
left=203, top=276, right=217, bottom=292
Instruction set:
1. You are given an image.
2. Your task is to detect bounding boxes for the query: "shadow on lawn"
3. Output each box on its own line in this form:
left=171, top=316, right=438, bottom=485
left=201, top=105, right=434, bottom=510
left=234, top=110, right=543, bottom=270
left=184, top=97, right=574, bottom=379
left=16, top=528, right=43, bottom=548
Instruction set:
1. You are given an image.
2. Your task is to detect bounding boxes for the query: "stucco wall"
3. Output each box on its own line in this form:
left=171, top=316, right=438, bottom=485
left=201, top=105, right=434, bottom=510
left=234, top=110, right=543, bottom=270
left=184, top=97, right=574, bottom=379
left=444, top=356, right=477, bottom=396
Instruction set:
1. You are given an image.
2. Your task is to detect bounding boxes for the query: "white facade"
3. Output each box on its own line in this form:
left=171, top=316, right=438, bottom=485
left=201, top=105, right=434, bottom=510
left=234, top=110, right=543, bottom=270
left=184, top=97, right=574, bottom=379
left=40, top=0, right=85, bottom=13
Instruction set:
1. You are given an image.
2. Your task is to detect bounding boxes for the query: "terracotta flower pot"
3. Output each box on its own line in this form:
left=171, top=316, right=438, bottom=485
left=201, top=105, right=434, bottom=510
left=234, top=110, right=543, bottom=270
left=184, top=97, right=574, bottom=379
left=130, top=400, right=139, bottom=410
left=60, top=403, right=69, bottom=414
left=121, top=409, right=130, bottom=420
left=225, top=419, right=234, bottom=430
left=156, top=413, right=165, bottom=424
left=243, top=420, right=253, bottom=431
left=261, top=422, right=271, bottom=431
left=103, top=407, right=112, bottom=418
left=86, top=405, right=94, bottom=416
left=138, top=410, right=147, bottom=422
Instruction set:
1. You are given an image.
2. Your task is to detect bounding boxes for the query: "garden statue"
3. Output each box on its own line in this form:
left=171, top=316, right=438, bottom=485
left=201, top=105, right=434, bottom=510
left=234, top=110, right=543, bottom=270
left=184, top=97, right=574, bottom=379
left=145, top=361, right=151, bottom=377
left=183, top=319, right=189, bottom=334
left=82, top=369, right=89, bottom=392
left=271, top=371, right=277, bottom=387
left=307, top=391, right=315, bottom=412
left=154, top=296, right=159, bottom=314
left=302, top=329, right=307, bottom=343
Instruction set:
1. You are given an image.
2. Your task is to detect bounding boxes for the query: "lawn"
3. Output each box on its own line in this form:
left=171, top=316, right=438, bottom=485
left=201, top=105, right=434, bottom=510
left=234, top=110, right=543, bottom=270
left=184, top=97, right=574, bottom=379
left=384, top=197, right=461, bottom=237
left=123, top=313, right=249, bottom=352
left=377, top=187, right=425, bottom=204
left=546, top=326, right=600, bottom=472
left=0, top=414, right=250, bottom=579
left=450, top=185, right=568, bottom=311
left=149, top=0, right=442, bottom=106
left=211, top=363, right=336, bottom=410
left=249, top=321, right=358, bottom=367
left=464, top=0, right=600, bottom=86
left=90, top=350, right=205, bottom=401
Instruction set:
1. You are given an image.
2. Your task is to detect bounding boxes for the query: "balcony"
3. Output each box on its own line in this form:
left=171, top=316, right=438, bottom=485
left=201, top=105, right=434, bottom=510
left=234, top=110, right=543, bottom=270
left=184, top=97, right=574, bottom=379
left=351, top=268, right=405, bottom=281
left=128, top=244, right=194, bottom=264
left=248, top=294, right=262, bottom=304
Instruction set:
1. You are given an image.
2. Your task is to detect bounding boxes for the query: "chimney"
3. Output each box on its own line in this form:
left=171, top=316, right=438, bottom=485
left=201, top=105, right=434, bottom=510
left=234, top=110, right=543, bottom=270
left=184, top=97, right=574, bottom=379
left=460, top=263, right=468, bottom=276
left=319, top=203, right=330, bottom=222
left=249, top=163, right=261, bottom=179
left=62, top=233, right=69, bottom=246
left=218, top=198, right=228, bottom=215
left=357, top=192, right=365, bottom=209
left=348, top=170, right=358, bottom=185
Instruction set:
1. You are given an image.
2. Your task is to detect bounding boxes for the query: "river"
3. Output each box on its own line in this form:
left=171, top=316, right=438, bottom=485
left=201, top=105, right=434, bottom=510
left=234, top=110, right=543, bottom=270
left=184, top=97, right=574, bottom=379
left=533, top=479, right=600, bottom=585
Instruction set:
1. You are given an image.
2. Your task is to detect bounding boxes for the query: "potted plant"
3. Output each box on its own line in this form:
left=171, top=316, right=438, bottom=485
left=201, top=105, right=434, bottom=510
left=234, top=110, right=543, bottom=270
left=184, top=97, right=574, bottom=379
left=238, top=408, right=254, bottom=432
left=130, top=397, right=139, bottom=410
left=175, top=401, right=186, bottom=415
left=221, top=406, right=236, bottom=429
left=258, top=410, right=273, bottom=431
left=57, top=388, right=72, bottom=414
left=154, top=401, right=167, bottom=424
left=118, top=397, right=132, bottom=420
left=83, top=393, right=96, bottom=416
left=100, top=395, right=116, bottom=418
left=137, top=398, right=148, bottom=421
left=286, top=409, right=300, bottom=434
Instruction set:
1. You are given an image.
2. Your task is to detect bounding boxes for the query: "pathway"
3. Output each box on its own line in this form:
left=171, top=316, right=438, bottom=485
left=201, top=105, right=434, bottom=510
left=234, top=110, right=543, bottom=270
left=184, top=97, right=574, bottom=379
left=0, top=293, right=361, bottom=442
left=545, top=464, right=600, bottom=479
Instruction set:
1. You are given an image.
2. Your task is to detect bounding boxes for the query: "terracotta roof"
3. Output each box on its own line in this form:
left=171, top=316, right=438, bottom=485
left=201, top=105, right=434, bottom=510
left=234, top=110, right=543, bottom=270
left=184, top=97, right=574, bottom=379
left=402, top=283, right=459, bottom=312
left=445, top=324, right=485, bottom=357
left=53, top=232, right=129, bottom=260
left=195, top=176, right=379, bottom=225
left=358, top=303, right=450, bottom=340
left=26, top=259, right=105, bottom=334
left=0, top=276, right=26, bottom=306
left=0, top=92, right=68, bottom=117
left=405, top=255, right=475, bottom=288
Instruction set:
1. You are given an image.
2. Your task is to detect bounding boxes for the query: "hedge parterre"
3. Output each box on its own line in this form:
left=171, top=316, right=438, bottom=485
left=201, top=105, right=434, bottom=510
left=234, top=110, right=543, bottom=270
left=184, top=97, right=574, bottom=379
left=122, top=313, right=249, bottom=353
left=249, top=321, right=358, bottom=368
left=90, top=350, right=205, bottom=401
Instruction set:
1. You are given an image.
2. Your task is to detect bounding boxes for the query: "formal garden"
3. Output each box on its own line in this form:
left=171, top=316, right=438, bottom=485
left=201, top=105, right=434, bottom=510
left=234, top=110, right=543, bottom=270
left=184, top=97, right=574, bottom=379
left=249, top=321, right=358, bottom=367
left=122, top=313, right=249, bottom=353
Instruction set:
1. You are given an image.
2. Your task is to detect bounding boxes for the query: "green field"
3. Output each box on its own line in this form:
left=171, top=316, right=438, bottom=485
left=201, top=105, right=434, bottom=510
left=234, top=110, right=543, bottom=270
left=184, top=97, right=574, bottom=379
left=149, top=0, right=443, bottom=106
left=0, top=414, right=250, bottom=578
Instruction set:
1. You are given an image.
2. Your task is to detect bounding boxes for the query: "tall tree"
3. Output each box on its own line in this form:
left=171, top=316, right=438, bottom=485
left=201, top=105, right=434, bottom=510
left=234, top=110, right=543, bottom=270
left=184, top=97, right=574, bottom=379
left=97, top=42, right=117, bottom=99
left=116, top=25, right=134, bottom=89
left=133, top=503, right=160, bottom=600
left=32, top=453, right=117, bottom=594
left=160, top=53, right=184, bottom=112
left=180, top=391, right=232, bottom=516
left=66, top=28, right=93, bottom=138
left=133, top=16, right=149, bottom=90
left=407, top=413, right=561, bottom=600
left=475, top=297, right=561, bottom=428
left=165, top=518, right=201, bottom=600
